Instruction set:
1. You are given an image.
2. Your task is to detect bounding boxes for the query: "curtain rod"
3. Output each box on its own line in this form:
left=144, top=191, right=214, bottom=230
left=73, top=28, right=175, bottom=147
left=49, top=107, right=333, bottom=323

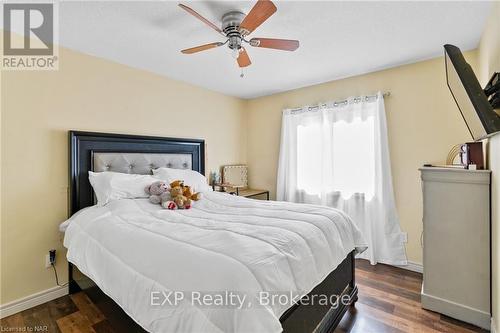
left=289, top=91, right=391, bottom=112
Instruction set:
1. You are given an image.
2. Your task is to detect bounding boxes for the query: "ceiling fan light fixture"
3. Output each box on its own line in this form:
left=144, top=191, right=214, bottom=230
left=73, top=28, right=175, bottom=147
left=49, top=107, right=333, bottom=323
left=231, top=47, right=241, bottom=59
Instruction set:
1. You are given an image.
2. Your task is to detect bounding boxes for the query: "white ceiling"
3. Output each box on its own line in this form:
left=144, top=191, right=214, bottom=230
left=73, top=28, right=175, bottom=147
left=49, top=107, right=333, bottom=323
left=55, top=1, right=492, bottom=98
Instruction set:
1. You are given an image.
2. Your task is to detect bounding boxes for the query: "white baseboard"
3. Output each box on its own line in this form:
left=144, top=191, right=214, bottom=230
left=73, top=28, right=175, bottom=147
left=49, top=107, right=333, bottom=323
left=395, top=260, right=423, bottom=273
left=0, top=285, right=68, bottom=319
left=492, top=317, right=498, bottom=333
left=421, top=290, right=490, bottom=330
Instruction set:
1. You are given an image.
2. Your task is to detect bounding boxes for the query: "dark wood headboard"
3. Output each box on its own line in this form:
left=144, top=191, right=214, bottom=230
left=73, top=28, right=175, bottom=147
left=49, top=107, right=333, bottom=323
left=69, top=131, right=205, bottom=215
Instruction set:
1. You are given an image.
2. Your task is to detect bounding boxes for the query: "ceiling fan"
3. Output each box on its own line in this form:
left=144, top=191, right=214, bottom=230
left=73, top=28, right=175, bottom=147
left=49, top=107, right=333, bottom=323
left=178, top=0, right=299, bottom=70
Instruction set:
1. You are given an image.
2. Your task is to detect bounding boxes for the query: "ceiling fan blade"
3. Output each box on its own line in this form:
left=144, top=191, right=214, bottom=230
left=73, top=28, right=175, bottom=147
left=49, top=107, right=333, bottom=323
left=181, top=42, right=223, bottom=54
left=239, top=0, right=277, bottom=36
left=237, top=47, right=251, bottom=67
left=178, top=4, right=225, bottom=36
left=249, top=38, right=299, bottom=51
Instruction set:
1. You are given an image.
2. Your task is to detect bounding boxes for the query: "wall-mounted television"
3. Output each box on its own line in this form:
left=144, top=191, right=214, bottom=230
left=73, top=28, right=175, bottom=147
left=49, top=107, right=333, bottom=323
left=444, top=44, right=500, bottom=141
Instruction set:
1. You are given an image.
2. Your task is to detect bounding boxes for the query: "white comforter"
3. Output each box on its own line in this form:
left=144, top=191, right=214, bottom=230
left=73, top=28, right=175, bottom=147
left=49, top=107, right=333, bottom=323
left=62, top=191, right=366, bottom=333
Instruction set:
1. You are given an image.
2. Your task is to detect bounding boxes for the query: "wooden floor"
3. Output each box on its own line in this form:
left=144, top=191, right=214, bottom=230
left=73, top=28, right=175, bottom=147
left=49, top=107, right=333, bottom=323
left=1, top=260, right=488, bottom=333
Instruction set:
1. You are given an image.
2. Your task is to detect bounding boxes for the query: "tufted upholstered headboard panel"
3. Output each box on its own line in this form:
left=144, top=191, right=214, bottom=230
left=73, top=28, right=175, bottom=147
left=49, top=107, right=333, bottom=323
left=69, top=131, right=204, bottom=215
left=92, top=152, right=192, bottom=174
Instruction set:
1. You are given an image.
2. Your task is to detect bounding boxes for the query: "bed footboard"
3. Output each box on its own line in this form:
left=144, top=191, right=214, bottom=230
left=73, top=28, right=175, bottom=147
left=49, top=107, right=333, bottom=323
left=280, top=250, right=357, bottom=333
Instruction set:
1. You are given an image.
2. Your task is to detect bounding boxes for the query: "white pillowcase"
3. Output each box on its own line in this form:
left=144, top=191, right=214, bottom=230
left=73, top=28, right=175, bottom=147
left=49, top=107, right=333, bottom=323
left=152, top=168, right=212, bottom=193
left=88, top=171, right=157, bottom=206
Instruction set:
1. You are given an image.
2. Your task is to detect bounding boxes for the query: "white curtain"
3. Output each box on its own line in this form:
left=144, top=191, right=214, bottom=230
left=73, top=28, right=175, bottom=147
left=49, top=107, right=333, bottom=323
left=277, top=92, right=407, bottom=265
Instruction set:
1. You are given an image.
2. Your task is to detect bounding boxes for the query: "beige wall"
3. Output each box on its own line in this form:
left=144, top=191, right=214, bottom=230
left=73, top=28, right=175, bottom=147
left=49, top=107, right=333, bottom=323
left=477, top=2, right=500, bottom=331
left=246, top=52, right=477, bottom=266
left=0, top=46, right=247, bottom=304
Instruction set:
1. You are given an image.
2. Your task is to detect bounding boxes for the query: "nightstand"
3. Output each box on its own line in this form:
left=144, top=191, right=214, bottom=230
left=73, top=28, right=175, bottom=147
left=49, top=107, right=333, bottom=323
left=234, top=188, right=269, bottom=200
left=212, top=183, right=269, bottom=200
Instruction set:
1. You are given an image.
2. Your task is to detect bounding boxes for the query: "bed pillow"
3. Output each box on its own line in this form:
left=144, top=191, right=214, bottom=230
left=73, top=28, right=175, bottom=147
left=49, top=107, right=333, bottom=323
left=152, top=168, right=212, bottom=193
left=88, top=171, right=157, bottom=206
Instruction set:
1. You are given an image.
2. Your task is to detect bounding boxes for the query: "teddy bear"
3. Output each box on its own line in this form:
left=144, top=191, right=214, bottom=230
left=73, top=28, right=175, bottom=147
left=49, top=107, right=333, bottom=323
left=165, top=180, right=201, bottom=210
left=169, top=181, right=191, bottom=209
left=144, top=181, right=171, bottom=207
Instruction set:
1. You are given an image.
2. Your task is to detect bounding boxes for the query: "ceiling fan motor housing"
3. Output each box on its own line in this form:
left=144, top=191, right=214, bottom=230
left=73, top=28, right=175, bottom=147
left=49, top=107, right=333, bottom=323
left=222, top=11, right=245, bottom=50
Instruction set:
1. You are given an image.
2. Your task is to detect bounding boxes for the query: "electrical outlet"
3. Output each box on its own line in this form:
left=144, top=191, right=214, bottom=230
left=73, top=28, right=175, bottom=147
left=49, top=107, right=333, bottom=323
left=45, top=249, right=56, bottom=268
left=45, top=254, right=52, bottom=268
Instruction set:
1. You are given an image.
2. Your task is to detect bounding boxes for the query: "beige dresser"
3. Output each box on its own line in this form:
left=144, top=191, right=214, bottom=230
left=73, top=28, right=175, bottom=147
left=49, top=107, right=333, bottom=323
left=420, top=167, right=491, bottom=329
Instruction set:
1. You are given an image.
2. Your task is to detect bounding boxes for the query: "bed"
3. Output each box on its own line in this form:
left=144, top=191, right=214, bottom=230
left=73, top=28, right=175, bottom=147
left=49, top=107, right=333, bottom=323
left=63, top=131, right=366, bottom=333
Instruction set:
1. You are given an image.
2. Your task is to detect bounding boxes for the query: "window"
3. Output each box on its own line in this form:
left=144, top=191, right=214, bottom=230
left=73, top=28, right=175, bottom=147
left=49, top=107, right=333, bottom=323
left=297, top=116, right=375, bottom=199
left=278, top=94, right=407, bottom=265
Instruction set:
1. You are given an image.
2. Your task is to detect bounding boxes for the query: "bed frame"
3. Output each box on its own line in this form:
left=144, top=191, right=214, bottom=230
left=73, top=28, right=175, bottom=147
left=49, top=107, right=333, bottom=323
left=68, top=131, right=358, bottom=333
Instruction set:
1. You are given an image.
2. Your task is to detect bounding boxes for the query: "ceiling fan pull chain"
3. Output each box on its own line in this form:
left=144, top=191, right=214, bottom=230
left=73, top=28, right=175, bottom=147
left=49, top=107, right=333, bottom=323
left=240, top=68, right=245, bottom=78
